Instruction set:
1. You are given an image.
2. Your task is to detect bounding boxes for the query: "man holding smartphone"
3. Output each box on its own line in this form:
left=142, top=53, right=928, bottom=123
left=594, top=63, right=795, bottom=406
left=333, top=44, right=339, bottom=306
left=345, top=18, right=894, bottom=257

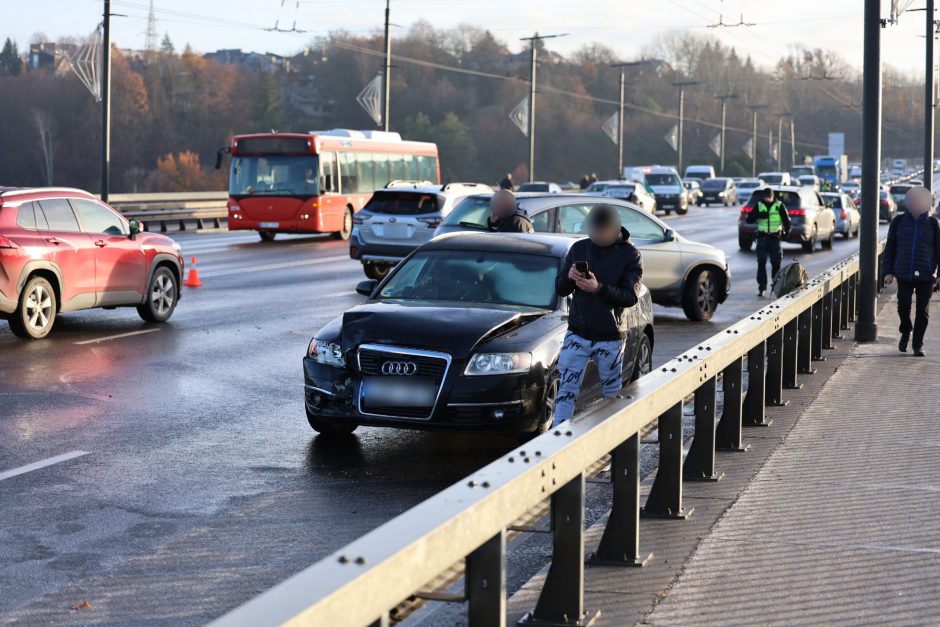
left=553, top=204, right=643, bottom=426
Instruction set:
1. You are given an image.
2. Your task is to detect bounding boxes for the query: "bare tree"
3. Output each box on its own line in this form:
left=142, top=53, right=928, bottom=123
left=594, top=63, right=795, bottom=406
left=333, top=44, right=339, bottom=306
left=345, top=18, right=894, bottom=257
left=31, top=108, right=54, bottom=185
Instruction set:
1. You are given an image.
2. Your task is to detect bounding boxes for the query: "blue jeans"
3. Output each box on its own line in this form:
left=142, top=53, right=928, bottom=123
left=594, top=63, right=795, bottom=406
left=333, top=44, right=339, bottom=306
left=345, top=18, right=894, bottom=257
left=554, top=331, right=625, bottom=426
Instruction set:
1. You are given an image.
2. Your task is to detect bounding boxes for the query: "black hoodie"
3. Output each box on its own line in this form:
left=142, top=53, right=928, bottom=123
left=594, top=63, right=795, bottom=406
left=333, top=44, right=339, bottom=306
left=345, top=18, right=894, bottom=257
left=555, top=227, right=644, bottom=341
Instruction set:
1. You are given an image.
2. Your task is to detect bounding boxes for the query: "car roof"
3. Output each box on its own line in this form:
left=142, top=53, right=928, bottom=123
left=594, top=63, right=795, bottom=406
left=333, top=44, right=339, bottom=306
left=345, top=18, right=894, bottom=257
left=424, top=231, right=574, bottom=257
left=0, top=186, right=95, bottom=198
left=377, top=182, right=489, bottom=196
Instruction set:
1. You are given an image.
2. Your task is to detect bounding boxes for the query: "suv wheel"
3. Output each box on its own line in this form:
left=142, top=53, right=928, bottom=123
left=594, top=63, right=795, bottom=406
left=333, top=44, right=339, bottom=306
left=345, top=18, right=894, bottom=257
left=521, top=369, right=558, bottom=442
left=137, top=266, right=179, bottom=323
left=363, top=262, right=391, bottom=280
left=675, top=205, right=689, bottom=216
left=306, top=408, right=357, bottom=435
left=739, top=235, right=754, bottom=251
left=682, top=268, right=719, bottom=322
left=631, top=333, right=652, bottom=381
left=9, top=276, right=57, bottom=339
left=822, top=228, right=834, bottom=250
left=333, top=208, right=353, bottom=240
left=259, top=230, right=277, bottom=242
left=802, top=226, right=818, bottom=253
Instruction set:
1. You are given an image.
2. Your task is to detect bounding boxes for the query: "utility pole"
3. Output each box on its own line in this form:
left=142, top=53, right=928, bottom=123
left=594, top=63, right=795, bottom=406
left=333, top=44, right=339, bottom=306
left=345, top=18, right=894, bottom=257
left=925, top=0, right=936, bottom=191
left=673, top=81, right=699, bottom=175
left=716, top=93, right=738, bottom=175
left=790, top=116, right=797, bottom=168
left=856, top=0, right=883, bottom=343
left=776, top=115, right=784, bottom=170
left=747, top=104, right=767, bottom=177
left=611, top=60, right=648, bottom=177
left=520, top=32, right=566, bottom=182
left=101, top=0, right=112, bottom=201
left=382, top=0, right=391, bottom=132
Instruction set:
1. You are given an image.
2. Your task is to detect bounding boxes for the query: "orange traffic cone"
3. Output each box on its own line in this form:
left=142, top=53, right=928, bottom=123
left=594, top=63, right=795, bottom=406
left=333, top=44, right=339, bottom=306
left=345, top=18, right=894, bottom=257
left=184, top=256, right=204, bottom=287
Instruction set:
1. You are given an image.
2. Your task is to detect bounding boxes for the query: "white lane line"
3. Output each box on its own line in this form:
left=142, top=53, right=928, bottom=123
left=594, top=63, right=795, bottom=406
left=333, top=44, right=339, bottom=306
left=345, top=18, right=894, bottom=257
left=200, top=255, right=350, bottom=278
left=74, top=328, right=161, bottom=345
left=0, top=450, right=90, bottom=481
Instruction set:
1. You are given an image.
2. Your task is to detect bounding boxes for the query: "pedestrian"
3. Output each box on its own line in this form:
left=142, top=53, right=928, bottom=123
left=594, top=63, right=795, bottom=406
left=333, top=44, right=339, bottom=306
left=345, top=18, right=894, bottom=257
left=499, top=172, right=514, bottom=190
left=590, top=172, right=598, bottom=184
left=746, top=186, right=791, bottom=297
left=883, top=185, right=940, bottom=357
left=488, top=189, right=534, bottom=233
left=579, top=174, right=591, bottom=190
left=553, top=204, right=643, bottom=426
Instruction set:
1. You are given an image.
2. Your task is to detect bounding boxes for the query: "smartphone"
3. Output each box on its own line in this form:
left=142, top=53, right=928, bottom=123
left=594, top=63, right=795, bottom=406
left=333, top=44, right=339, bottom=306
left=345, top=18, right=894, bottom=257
left=574, top=261, right=590, bottom=278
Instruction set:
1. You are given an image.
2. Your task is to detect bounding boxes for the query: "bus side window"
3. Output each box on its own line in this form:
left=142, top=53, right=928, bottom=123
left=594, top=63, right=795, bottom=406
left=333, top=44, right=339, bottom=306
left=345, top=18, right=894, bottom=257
left=341, top=152, right=358, bottom=193
left=406, top=155, right=419, bottom=180
left=321, top=152, right=337, bottom=194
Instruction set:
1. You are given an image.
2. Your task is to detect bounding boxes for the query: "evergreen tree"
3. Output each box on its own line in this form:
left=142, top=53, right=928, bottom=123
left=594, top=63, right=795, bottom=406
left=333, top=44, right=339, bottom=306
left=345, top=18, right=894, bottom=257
left=0, top=38, right=22, bottom=76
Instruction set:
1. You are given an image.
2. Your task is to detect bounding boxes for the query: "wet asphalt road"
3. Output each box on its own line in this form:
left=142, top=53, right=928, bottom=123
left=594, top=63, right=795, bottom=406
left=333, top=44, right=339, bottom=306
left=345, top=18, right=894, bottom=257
left=0, top=206, right=885, bottom=624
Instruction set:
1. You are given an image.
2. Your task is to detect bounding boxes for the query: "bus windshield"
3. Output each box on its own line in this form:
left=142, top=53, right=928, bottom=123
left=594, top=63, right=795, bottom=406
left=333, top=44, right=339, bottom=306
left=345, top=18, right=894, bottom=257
left=230, top=155, right=320, bottom=196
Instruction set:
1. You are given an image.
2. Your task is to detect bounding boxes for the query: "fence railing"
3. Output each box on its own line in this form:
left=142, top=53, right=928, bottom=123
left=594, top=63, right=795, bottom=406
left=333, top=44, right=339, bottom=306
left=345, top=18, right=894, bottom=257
left=208, top=241, right=882, bottom=627
left=106, top=192, right=228, bottom=232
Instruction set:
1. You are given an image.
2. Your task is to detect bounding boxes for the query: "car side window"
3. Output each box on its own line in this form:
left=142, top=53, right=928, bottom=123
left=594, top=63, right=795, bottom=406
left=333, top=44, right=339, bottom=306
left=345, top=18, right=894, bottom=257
left=15, top=202, right=37, bottom=230
left=557, top=204, right=593, bottom=234
left=616, top=207, right=666, bottom=241
left=37, top=199, right=82, bottom=232
left=70, top=199, right=128, bottom=236
left=530, top=207, right=555, bottom=233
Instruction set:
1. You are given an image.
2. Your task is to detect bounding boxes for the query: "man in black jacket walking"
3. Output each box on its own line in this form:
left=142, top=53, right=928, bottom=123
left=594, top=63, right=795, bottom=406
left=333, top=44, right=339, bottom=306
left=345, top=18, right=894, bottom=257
left=488, top=189, right=534, bottom=233
left=554, top=204, right=643, bottom=426
left=883, top=186, right=940, bottom=356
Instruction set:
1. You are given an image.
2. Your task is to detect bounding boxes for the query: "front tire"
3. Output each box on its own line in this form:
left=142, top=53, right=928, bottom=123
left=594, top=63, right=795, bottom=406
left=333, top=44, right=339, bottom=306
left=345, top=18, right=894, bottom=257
left=333, top=208, right=353, bottom=241
left=363, top=262, right=391, bottom=280
left=802, top=227, right=817, bottom=253
left=675, top=205, right=689, bottom=216
left=259, top=230, right=277, bottom=242
left=306, top=408, right=357, bottom=435
left=522, top=369, right=559, bottom=441
left=631, top=333, right=653, bottom=381
left=682, top=267, right=720, bottom=322
left=8, top=276, right=57, bottom=339
left=137, top=266, right=179, bottom=323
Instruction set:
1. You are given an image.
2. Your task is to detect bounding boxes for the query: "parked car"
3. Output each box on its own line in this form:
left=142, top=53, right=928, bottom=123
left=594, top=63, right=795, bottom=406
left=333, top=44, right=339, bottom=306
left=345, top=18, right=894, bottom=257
left=349, top=182, right=491, bottom=279
left=436, top=192, right=731, bottom=321
left=516, top=181, right=562, bottom=193
left=699, top=177, right=738, bottom=207
left=798, top=175, right=821, bottom=191
left=757, top=171, right=792, bottom=186
left=683, top=179, right=703, bottom=206
left=841, top=180, right=860, bottom=195
left=602, top=183, right=657, bottom=215
left=0, top=187, right=183, bottom=339
left=683, top=165, right=716, bottom=181
left=738, top=186, right=838, bottom=253
left=820, top=192, right=860, bottom=239
left=736, top=178, right=765, bottom=198
left=303, top=232, right=655, bottom=437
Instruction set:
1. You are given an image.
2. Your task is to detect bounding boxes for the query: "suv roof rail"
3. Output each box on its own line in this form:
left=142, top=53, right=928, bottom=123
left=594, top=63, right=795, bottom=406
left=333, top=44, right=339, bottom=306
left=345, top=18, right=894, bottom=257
left=0, top=186, right=94, bottom=198
left=440, top=182, right=491, bottom=192
left=385, top=180, right=435, bottom=189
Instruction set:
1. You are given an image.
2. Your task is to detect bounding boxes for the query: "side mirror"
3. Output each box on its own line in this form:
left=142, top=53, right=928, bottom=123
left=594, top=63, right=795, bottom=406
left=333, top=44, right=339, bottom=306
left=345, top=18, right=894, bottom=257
left=214, top=149, right=224, bottom=170
left=128, top=219, right=142, bottom=239
left=356, top=279, right=378, bottom=297
left=663, top=229, right=676, bottom=242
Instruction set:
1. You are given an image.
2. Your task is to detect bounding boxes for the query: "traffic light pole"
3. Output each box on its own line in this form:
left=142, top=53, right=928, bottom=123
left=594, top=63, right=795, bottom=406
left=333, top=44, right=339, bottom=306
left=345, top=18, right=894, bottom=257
left=856, top=0, right=883, bottom=343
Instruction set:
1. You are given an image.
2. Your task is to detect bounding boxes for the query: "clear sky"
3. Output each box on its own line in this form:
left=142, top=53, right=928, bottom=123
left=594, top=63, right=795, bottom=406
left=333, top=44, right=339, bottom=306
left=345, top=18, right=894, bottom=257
left=5, top=0, right=931, bottom=75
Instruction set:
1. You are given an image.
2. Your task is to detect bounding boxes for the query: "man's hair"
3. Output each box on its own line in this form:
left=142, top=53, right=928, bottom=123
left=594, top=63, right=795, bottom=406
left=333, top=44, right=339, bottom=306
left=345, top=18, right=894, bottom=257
left=587, top=203, right=621, bottom=230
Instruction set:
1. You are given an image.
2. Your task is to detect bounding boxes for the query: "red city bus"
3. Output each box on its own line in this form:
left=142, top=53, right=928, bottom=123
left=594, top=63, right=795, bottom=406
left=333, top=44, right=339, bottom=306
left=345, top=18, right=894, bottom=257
left=225, top=129, right=439, bottom=241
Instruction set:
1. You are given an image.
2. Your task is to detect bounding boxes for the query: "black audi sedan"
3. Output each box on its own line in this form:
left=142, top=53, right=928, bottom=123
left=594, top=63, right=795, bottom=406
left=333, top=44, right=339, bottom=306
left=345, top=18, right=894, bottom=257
left=302, top=232, right=655, bottom=437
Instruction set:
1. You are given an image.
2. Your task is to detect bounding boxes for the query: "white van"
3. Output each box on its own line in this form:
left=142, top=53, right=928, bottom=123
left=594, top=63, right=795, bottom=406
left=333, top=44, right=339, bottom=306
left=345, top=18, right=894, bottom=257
left=684, top=165, right=716, bottom=181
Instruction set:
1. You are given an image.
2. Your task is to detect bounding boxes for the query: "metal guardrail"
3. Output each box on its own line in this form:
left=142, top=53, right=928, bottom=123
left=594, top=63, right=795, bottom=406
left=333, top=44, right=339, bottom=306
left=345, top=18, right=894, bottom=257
left=209, top=241, right=885, bottom=627
left=106, top=192, right=228, bottom=232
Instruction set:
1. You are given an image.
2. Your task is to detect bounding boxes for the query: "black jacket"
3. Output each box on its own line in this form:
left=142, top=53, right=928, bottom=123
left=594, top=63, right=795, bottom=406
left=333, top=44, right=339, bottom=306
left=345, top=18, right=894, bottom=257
left=499, top=177, right=514, bottom=190
left=745, top=199, right=792, bottom=235
left=490, top=209, right=534, bottom=234
left=555, top=227, right=644, bottom=341
left=883, top=211, right=940, bottom=283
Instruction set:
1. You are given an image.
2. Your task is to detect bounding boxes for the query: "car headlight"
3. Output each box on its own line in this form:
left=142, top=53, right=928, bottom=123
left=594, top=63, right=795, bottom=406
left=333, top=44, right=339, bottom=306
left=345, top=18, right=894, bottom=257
left=464, top=352, right=532, bottom=376
left=307, top=338, right=345, bottom=367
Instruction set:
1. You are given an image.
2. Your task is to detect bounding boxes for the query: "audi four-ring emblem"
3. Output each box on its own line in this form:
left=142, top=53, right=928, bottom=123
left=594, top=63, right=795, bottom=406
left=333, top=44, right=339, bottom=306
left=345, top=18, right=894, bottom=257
left=381, top=360, right=417, bottom=375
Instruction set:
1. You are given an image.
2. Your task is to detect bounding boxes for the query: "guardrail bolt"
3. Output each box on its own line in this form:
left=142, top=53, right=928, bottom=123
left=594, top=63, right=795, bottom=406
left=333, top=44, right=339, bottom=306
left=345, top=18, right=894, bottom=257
left=338, top=555, right=349, bottom=564
left=565, top=430, right=573, bottom=436
left=535, top=450, right=542, bottom=456
left=467, top=480, right=477, bottom=487
left=508, top=457, right=515, bottom=463
left=482, top=481, right=490, bottom=488
left=355, top=557, right=367, bottom=565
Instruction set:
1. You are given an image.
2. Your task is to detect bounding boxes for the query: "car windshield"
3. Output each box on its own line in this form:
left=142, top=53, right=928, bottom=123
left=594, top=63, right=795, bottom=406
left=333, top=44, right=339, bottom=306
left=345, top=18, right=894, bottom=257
left=702, top=179, right=727, bottom=190
left=378, top=250, right=558, bottom=309
left=585, top=183, right=609, bottom=192
left=645, top=173, right=681, bottom=186
left=761, top=174, right=784, bottom=185
left=517, top=183, right=549, bottom=192
left=606, top=185, right=635, bottom=195
left=822, top=194, right=842, bottom=208
left=817, top=165, right=836, bottom=178
left=229, top=155, right=319, bottom=196
left=799, top=178, right=816, bottom=186
left=890, top=185, right=911, bottom=194
left=442, top=195, right=492, bottom=228
left=791, top=166, right=813, bottom=177
left=364, top=191, right=440, bottom=215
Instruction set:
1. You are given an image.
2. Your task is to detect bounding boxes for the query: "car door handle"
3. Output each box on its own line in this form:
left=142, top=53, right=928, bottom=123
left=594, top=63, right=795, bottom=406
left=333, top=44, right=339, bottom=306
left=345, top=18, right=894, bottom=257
left=94, top=240, right=107, bottom=247
left=45, top=236, right=60, bottom=245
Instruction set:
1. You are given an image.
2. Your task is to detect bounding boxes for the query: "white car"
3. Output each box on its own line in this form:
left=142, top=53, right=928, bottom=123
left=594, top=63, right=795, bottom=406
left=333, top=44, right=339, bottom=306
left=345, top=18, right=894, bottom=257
left=798, top=175, right=821, bottom=191
left=602, top=183, right=657, bottom=215
left=758, top=171, right=792, bottom=186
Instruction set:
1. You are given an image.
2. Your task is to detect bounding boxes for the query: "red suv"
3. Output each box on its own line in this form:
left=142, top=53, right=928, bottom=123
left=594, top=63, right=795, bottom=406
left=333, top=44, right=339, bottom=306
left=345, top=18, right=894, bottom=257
left=0, top=187, right=184, bottom=339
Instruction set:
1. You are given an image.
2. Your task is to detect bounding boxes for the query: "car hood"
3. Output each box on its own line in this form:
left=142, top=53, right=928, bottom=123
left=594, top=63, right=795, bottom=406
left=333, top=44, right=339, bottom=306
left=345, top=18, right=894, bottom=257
left=339, top=301, right=545, bottom=359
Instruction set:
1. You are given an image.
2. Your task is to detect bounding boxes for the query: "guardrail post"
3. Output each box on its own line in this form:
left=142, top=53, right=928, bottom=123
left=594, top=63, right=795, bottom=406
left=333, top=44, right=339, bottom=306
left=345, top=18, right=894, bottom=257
left=839, top=281, right=850, bottom=331
left=589, top=434, right=652, bottom=567
left=797, top=309, right=815, bottom=374
left=848, top=275, right=858, bottom=322
left=765, top=329, right=787, bottom=406
left=822, top=290, right=835, bottom=348
left=811, top=300, right=825, bottom=361
left=743, top=342, right=771, bottom=427
left=467, top=530, right=506, bottom=627
left=684, top=378, right=724, bottom=481
left=160, top=220, right=168, bottom=233
left=642, top=402, right=692, bottom=518
left=782, top=319, right=801, bottom=389
left=368, top=612, right=390, bottom=627
left=716, top=357, right=749, bottom=451
left=521, top=474, right=599, bottom=626
left=831, top=284, right=844, bottom=339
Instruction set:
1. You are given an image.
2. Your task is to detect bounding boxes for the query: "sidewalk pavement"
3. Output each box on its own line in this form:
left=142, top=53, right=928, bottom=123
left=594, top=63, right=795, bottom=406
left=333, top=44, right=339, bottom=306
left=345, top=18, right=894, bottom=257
left=505, top=290, right=940, bottom=626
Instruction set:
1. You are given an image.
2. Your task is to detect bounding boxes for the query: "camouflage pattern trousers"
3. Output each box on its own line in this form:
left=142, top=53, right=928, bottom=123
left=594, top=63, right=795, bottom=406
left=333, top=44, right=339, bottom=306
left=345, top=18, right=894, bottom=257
left=553, top=330, right=625, bottom=426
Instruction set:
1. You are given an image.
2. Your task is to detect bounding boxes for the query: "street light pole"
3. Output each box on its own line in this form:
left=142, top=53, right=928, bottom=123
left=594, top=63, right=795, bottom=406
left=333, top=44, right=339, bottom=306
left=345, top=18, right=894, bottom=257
left=101, top=0, right=112, bottom=201
left=382, top=0, right=391, bottom=132
left=520, top=32, right=566, bottom=182
left=776, top=116, right=783, bottom=171
left=925, top=0, right=935, bottom=191
left=611, top=61, right=648, bottom=177
left=747, top=105, right=766, bottom=177
left=856, top=0, right=883, bottom=343
left=673, top=81, right=699, bottom=175
left=716, top=94, right=738, bottom=175
left=790, top=116, right=797, bottom=168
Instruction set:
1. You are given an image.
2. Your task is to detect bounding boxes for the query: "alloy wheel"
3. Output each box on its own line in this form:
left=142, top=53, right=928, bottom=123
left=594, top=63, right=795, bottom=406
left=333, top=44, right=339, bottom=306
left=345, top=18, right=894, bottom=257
left=152, top=273, right=175, bottom=316
left=697, top=273, right=717, bottom=316
left=25, top=285, right=52, bottom=332
left=637, top=337, right=652, bottom=377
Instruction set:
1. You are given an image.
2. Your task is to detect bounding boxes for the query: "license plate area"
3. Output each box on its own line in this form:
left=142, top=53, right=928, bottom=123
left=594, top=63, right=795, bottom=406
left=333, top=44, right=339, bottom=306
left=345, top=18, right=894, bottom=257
left=361, top=376, right=437, bottom=409
left=260, top=221, right=279, bottom=229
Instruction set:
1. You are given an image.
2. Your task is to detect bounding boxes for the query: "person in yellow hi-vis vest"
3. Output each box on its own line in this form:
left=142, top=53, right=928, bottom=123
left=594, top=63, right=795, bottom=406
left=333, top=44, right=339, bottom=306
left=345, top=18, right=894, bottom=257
left=746, top=187, right=792, bottom=297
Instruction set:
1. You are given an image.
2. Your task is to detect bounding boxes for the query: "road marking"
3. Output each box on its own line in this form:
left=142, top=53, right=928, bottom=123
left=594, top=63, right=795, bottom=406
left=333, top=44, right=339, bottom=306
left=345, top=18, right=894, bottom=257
left=200, top=255, right=350, bottom=278
left=74, top=328, right=161, bottom=345
left=0, top=450, right=90, bottom=481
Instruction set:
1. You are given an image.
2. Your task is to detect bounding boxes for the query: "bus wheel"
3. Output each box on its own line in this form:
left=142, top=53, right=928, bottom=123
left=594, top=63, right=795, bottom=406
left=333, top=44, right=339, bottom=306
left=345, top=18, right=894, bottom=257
left=333, top=208, right=353, bottom=241
left=259, top=230, right=276, bottom=242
